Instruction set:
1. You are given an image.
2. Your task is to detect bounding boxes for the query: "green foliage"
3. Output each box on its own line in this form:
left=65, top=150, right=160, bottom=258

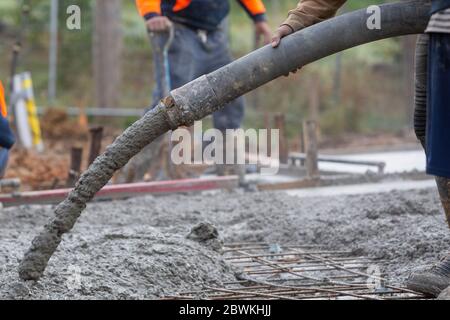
left=0, top=0, right=412, bottom=137
left=57, top=0, right=93, bottom=91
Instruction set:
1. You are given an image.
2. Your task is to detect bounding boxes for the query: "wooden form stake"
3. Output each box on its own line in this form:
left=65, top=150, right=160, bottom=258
left=274, top=113, right=288, bottom=164
left=67, top=147, right=83, bottom=187
left=88, top=127, right=104, bottom=165
left=303, top=120, right=319, bottom=178
left=264, top=112, right=272, bottom=156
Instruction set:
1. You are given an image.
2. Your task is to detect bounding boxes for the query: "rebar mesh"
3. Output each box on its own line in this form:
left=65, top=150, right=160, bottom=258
left=166, top=242, right=425, bottom=300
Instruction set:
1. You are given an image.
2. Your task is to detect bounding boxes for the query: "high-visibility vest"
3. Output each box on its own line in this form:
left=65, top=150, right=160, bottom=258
left=135, top=0, right=266, bottom=31
left=0, top=80, right=7, bottom=118
left=0, top=80, right=15, bottom=150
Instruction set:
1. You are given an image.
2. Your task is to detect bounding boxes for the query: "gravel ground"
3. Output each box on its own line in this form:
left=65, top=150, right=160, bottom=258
left=1, top=185, right=449, bottom=299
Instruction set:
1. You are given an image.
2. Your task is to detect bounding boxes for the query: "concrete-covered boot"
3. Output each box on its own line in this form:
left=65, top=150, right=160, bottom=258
left=438, top=286, right=450, bottom=300
left=407, top=177, right=450, bottom=297
left=407, top=255, right=450, bottom=297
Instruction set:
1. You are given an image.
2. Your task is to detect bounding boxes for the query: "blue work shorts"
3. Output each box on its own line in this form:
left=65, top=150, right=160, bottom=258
left=426, top=33, right=450, bottom=178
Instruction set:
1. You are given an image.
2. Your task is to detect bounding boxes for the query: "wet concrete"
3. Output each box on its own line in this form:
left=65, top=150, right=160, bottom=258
left=318, top=150, right=426, bottom=174
left=19, top=104, right=172, bottom=281
left=438, top=286, right=450, bottom=300
left=1, top=183, right=449, bottom=299
left=1, top=206, right=234, bottom=299
left=286, top=179, right=436, bottom=198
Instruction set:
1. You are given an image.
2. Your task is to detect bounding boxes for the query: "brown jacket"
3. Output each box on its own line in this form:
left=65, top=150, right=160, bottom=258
left=282, top=0, right=347, bottom=32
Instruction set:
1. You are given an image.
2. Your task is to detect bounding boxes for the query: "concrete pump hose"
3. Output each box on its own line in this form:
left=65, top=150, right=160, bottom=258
left=167, top=1, right=430, bottom=125
left=19, top=0, right=430, bottom=281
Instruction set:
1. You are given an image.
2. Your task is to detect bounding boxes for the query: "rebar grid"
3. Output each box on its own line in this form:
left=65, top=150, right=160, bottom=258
left=167, top=243, right=426, bottom=300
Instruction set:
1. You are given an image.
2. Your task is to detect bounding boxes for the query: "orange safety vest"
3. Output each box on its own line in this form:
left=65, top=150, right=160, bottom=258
left=136, top=0, right=265, bottom=17
left=136, top=0, right=266, bottom=30
left=0, top=81, right=7, bottom=118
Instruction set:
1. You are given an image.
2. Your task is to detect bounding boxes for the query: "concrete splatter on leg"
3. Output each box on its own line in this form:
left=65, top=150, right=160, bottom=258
left=436, top=177, right=450, bottom=229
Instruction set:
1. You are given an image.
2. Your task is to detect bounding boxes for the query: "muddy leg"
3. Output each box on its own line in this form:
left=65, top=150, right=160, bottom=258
left=435, top=176, right=450, bottom=229
left=407, top=34, right=450, bottom=297
left=407, top=177, right=450, bottom=297
left=414, top=34, right=429, bottom=150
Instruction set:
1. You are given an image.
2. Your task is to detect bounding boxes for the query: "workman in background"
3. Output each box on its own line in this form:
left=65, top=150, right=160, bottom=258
left=135, top=0, right=272, bottom=184
left=0, top=80, right=15, bottom=178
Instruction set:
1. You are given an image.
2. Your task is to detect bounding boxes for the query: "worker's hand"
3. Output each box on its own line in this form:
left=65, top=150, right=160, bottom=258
left=146, top=16, right=172, bottom=32
left=254, top=21, right=272, bottom=46
left=271, top=25, right=294, bottom=48
left=271, top=25, right=301, bottom=76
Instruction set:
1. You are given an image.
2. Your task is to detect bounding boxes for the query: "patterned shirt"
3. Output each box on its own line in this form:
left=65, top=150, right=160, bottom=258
left=426, top=8, right=450, bottom=33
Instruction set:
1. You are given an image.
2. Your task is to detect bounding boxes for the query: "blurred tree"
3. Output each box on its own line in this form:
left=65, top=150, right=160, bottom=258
left=401, top=35, right=417, bottom=129
left=93, top=0, right=123, bottom=109
left=57, top=0, right=93, bottom=98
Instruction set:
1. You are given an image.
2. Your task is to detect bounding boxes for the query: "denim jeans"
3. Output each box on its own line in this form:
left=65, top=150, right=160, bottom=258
left=0, top=148, right=8, bottom=178
left=426, top=33, right=450, bottom=178
left=150, top=21, right=244, bottom=130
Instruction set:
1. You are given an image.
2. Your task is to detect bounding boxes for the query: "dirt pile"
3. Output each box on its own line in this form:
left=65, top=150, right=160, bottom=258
left=4, top=109, right=88, bottom=190
left=40, top=108, right=89, bottom=142
left=5, top=148, right=69, bottom=190
left=5, top=109, right=124, bottom=191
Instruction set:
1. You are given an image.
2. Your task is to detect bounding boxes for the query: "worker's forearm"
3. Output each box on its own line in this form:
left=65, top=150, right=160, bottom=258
left=282, top=0, right=347, bottom=32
